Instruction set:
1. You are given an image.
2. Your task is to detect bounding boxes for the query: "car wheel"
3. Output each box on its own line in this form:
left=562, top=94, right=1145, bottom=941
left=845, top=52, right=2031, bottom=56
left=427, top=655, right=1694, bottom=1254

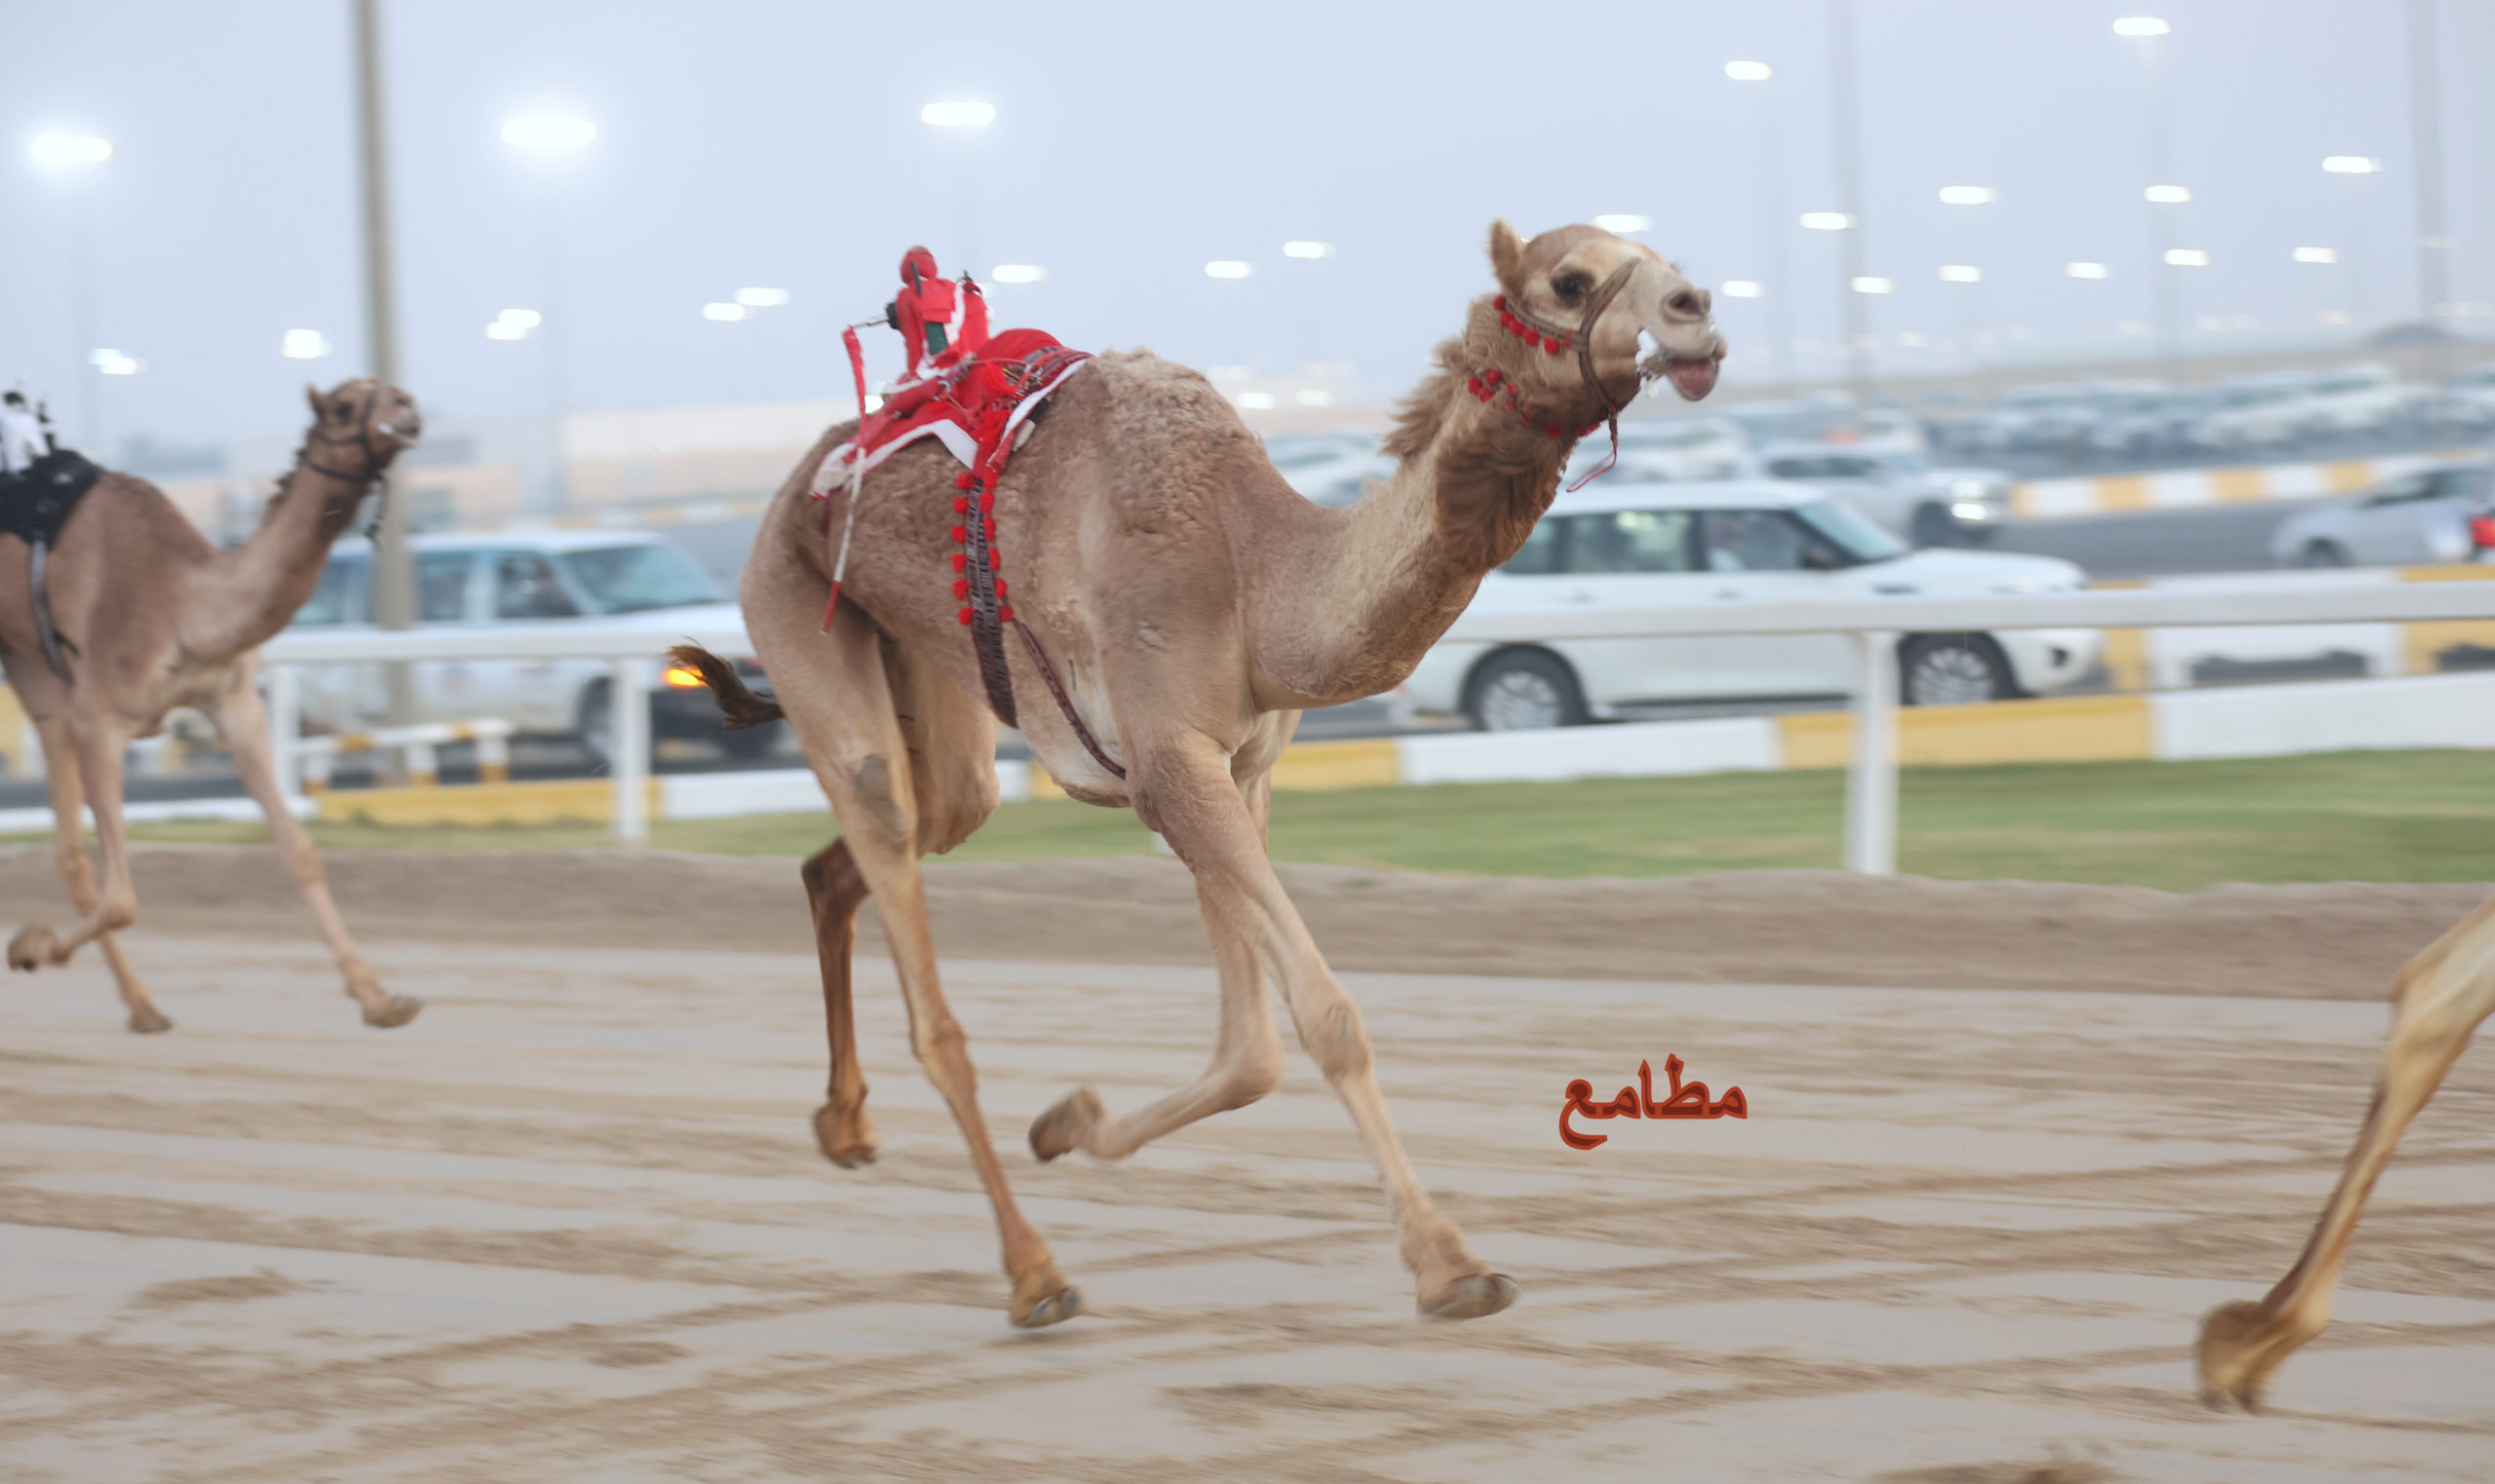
left=576, top=679, right=615, bottom=765
left=1900, top=633, right=2015, bottom=706
left=1464, top=649, right=1588, bottom=732
left=717, top=721, right=784, bottom=760
left=1909, top=503, right=1959, bottom=548
left=2294, top=540, right=2354, bottom=568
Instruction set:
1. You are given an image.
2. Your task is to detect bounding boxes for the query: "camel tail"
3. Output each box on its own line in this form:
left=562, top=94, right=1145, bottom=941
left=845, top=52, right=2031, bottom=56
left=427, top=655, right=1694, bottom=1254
left=667, top=644, right=785, bottom=728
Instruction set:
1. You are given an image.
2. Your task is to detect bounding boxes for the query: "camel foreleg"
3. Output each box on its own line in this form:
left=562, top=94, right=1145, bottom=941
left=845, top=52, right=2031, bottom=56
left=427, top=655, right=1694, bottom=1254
left=10, top=714, right=172, bottom=1032
left=1031, top=772, right=1286, bottom=1161
left=2197, top=893, right=2495, bottom=1410
left=211, top=670, right=419, bottom=1028
left=11, top=713, right=140, bottom=974
left=1132, top=732, right=1515, bottom=1320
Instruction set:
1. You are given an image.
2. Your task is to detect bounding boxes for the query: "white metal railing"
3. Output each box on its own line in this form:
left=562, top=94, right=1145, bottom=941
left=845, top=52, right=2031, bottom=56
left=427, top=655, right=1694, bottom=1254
left=294, top=718, right=518, bottom=790
left=1445, top=580, right=2495, bottom=873
left=255, top=583, right=2495, bottom=859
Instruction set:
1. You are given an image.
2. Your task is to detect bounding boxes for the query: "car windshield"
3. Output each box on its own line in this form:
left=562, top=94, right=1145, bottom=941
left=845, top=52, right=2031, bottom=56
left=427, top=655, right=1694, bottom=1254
left=1792, top=501, right=1907, bottom=562
left=557, top=544, right=724, bottom=614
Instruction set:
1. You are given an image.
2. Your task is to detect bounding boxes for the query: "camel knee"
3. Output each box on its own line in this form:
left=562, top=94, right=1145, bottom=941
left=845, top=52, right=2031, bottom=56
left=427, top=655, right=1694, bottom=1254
left=95, top=895, right=136, bottom=934
left=910, top=1014, right=974, bottom=1083
left=800, top=842, right=867, bottom=913
left=1294, top=997, right=1372, bottom=1083
left=1213, top=1043, right=1286, bottom=1111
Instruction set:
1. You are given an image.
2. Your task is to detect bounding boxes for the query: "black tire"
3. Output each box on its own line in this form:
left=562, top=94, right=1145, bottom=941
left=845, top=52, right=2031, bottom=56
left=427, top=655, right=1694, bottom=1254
left=1909, top=503, right=1959, bottom=549
left=2294, top=540, right=2354, bottom=569
left=1463, top=649, right=1588, bottom=732
left=575, top=679, right=616, bottom=765
left=717, top=721, right=784, bottom=760
left=1900, top=633, right=2017, bottom=706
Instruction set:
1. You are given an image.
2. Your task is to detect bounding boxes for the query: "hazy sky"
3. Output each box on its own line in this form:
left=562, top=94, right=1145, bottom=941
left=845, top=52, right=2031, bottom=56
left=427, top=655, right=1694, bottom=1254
left=4, top=0, right=2488, bottom=454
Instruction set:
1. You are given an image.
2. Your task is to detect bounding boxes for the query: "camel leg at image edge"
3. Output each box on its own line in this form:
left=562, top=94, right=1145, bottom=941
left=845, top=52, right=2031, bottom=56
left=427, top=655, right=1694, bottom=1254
left=2196, top=896, right=2495, bottom=1410
left=801, top=838, right=877, bottom=1165
left=12, top=716, right=142, bottom=977
left=1032, top=773, right=1286, bottom=1162
left=1137, top=733, right=1515, bottom=1320
left=213, top=674, right=419, bottom=1027
left=764, top=601, right=1077, bottom=1327
left=10, top=715, right=172, bottom=1032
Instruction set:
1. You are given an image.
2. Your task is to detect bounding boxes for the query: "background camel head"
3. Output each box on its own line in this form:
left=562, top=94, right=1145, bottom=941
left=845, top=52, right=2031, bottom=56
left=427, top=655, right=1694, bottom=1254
left=303, top=378, right=423, bottom=476
left=1487, top=220, right=1727, bottom=407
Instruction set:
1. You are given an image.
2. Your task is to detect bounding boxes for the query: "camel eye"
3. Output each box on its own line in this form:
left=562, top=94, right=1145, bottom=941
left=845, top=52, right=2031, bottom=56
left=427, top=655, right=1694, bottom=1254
left=1552, top=272, right=1591, bottom=304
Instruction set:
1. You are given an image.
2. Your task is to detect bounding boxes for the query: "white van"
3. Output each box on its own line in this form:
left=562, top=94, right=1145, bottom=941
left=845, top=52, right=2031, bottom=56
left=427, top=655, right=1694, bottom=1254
left=287, top=530, right=771, bottom=759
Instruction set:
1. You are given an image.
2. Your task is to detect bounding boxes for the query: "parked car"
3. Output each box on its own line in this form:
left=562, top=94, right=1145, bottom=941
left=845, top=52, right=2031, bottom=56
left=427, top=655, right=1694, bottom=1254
left=1593, top=416, right=1750, bottom=482
left=2268, top=459, right=2495, bottom=568
left=1392, top=479, right=2099, bottom=730
left=2192, top=362, right=2411, bottom=451
left=2431, top=361, right=2495, bottom=429
left=287, top=530, right=777, bottom=760
left=1746, top=444, right=2013, bottom=547
left=1264, top=433, right=1388, bottom=508
left=2088, top=386, right=2219, bottom=461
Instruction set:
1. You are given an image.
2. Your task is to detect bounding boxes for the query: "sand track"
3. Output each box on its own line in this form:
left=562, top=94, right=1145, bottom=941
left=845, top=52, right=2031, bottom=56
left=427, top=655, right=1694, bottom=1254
left=2, top=852, right=2491, bottom=1479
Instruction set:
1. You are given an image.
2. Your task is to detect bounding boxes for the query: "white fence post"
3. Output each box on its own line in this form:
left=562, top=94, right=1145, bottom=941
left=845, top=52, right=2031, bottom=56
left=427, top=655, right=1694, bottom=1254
left=1844, top=630, right=1900, bottom=876
left=266, top=665, right=304, bottom=803
left=610, top=657, right=650, bottom=843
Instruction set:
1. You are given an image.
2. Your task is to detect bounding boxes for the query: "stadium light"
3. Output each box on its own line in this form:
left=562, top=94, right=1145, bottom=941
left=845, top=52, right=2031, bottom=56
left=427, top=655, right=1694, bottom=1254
left=920, top=100, right=996, bottom=128
left=1938, top=264, right=1982, bottom=283
left=1800, top=211, right=1852, bottom=231
left=89, top=349, right=143, bottom=375
left=1593, top=214, right=1652, bottom=233
left=1236, top=392, right=1276, bottom=409
left=280, top=328, right=331, bottom=360
left=485, top=307, right=541, bottom=340
left=2164, top=247, right=2210, bottom=267
left=1851, top=276, right=1894, bottom=294
left=2112, top=17, right=2170, bottom=36
left=2145, top=184, right=2192, bottom=203
left=29, top=133, right=112, bottom=167
left=1205, top=260, right=1252, bottom=279
left=2291, top=247, right=2338, bottom=264
left=1724, top=59, right=1772, bottom=82
left=733, top=286, right=790, bottom=307
left=2066, top=261, right=2110, bottom=279
left=991, top=263, right=1047, bottom=283
left=1282, top=241, right=1334, bottom=258
left=500, top=113, right=596, bottom=152
left=1721, top=281, right=1764, bottom=298
left=1938, top=186, right=1997, bottom=206
left=2322, top=156, right=2381, bottom=174
left=702, top=302, right=748, bottom=322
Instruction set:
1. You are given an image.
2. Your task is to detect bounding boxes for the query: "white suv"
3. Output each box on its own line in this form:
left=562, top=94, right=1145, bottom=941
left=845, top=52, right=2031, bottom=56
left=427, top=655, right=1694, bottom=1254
left=1394, top=479, right=2100, bottom=730
left=287, top=530, right=770, bottom=759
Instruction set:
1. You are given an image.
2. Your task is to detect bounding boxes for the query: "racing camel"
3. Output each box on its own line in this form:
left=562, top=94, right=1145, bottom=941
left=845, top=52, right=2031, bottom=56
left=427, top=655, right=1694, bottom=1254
left=2197, top=891, right=2495, bottom=1410
left=674, top=221, right=1726, bottom=1327
left=2, top=379, right=424, bottom=1033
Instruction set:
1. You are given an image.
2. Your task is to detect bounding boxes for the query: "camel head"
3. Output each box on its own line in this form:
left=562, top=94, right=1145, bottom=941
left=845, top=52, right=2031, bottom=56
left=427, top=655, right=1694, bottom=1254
left=303, top=377, right=423, bottom=477
left=1484, top=220, right=1726, bottom=412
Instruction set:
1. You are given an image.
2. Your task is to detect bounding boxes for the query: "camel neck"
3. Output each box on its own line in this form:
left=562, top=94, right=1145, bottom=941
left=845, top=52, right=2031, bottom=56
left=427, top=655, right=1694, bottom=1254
left=1241, top=311, right=1573, bottom=705
left=184, top=461, right=374, bottom=662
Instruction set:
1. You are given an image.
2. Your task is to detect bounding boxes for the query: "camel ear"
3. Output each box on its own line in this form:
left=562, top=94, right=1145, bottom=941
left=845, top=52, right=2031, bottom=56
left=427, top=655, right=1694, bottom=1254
left=1487, top=219, right=1529, bottom=297
left=305, top=382, right=328, bottom=417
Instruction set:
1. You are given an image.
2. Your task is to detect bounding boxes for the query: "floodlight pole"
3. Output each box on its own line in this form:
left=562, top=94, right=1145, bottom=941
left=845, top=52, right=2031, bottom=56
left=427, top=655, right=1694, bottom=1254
left=1827, top=0, right=1871, bottom=400
left=2408, top=0, right=2451, bottom=374
left=354, top=0, right=417, bottom=727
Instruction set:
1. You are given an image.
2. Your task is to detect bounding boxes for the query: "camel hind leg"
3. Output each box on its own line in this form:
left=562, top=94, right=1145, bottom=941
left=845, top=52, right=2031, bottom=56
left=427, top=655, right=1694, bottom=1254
left=9, top=714, right=172, bottom=1033
left=752, top=590, right=1072, bottom=1327
left=796, top=634, right=1000, bottom=1169
left=2197, top=893, right=2495, bottom=1410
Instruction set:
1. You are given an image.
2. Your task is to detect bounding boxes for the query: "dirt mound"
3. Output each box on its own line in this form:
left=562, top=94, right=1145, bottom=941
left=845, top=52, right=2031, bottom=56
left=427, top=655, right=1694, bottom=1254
left=0, top=845, right=2478, bottom=1000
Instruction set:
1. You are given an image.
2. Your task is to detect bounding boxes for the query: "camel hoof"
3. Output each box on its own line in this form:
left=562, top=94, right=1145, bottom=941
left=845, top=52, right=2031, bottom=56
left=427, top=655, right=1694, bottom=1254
left=1013, top=1286, right=1085, bottom=1329
left=1029, top=1085, right=1105, bottom=1162
left=362, top=994, right=423, bottom=1029
left=9, top=925, right=60, bottom=972
left=1420, top=1272, right=1518, bottom=1321
left=812, top=1103, right=878, bottom=1168
left=2194, top=1300, right=2274, bottom=1414
left=126, top=1008, right=173, bottom=1035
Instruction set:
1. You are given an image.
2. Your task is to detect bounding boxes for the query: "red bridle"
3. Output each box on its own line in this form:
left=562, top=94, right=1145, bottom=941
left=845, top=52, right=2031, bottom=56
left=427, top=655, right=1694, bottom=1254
left=1466, top=260, right=1644, bottom=489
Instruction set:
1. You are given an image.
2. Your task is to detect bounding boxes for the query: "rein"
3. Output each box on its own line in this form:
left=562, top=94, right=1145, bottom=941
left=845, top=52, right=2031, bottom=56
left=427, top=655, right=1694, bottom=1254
left=296, top=391, right=406, bottom=534
left=1474, top=259, right=1643, bottom=489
